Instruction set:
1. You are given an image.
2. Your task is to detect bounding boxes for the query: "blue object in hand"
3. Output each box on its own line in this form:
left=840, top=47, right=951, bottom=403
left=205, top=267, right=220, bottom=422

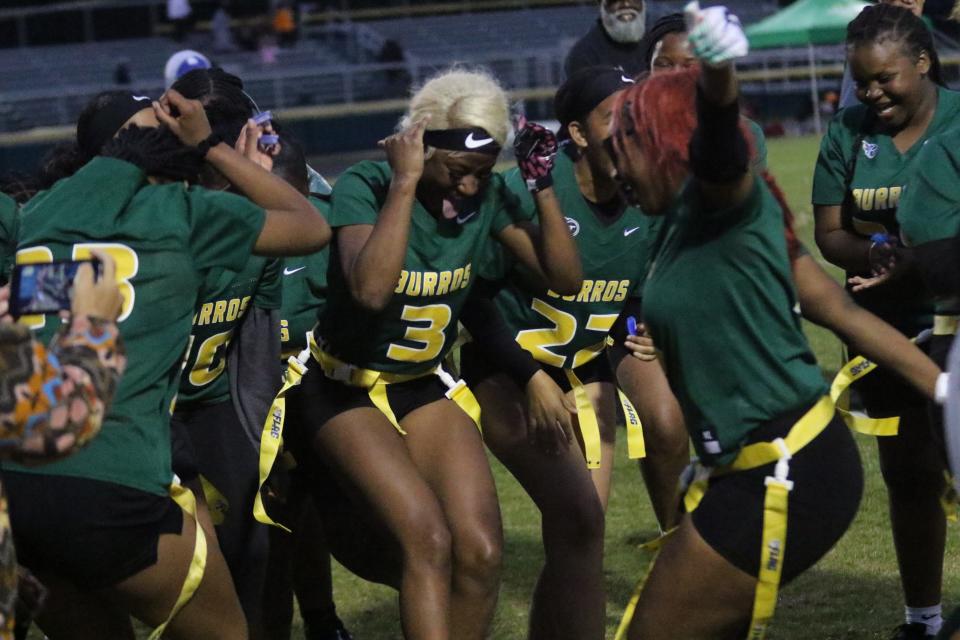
left=253, top=111, right=273, bottom=126
left=627, top=316, right=638, bottom=337
left=870, top=232, right=893, bottom=245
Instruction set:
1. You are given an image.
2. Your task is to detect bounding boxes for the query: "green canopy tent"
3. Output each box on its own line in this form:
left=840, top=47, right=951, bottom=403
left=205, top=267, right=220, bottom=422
left=745, top=0, right=869, bottom=133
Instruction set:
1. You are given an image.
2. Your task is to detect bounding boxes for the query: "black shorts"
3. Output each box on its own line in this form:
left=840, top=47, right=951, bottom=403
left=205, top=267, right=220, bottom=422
left=690, top=405, right=863, bottom=584
left=3, top=472, right=183, bottom=589
left=847, top=337, right=930, bottom=418
left=460, top=341, right=615, bottom=391
left=284, top=365, right=449, bottom=461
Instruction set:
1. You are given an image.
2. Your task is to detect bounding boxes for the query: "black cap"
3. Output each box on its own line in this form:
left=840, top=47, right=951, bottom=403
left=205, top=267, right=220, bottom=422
left=554, top=66, right=636, bottom=128
left=77, top=91, right=154, bottom=157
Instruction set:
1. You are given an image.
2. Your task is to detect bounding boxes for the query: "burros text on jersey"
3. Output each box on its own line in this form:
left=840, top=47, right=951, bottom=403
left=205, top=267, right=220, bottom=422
left=193, top=296, right=252, bottom=326
left=395, top=264, right=472, bottom=297
left=546, top=279, right=631, bottom=304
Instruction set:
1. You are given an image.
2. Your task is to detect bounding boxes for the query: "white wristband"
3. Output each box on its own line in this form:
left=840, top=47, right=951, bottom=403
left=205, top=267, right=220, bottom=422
left=935, top=372, right=950, bottom=405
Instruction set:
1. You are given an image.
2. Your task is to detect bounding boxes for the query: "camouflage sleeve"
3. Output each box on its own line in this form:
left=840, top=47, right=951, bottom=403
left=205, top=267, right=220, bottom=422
left=0, top=315, right=126, bottom=462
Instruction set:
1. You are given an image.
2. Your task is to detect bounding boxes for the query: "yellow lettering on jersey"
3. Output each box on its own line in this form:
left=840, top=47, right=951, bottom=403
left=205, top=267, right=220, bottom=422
left=588, top=280, right=605, bottom=303
left=212, top=300, right=227, bottom=324
left=890, top=186, right=902, bottom=209
left=406, top=271, right=422, bottom=296
left=280, top=319, right=290, bottom=343
left=546, top=289, right=560, bottom=299
left=436, top=270, right=452, bottom=296
left=575, top=280, right=594, bottom=302
left=451, top=267, right=464, bottom=291
left=615, top=280, right=630, bottom=302
left=15, top=247, right=54, bottom=330
left=516, top=299, right=576, bottom=367
left=852, top=189, right=863, bottom=211
left=861, top=189, right=875, bottom=211
left=226, top=298, right=241, bottom=322
left=72, top=243, right=138, bottom=322
left=422, top=271, right=438, bottom=297
left=874, top=187, right=888, bottom=210
left=386, top=304, right=452, bottom=362
left=571, top=314, right=620, bottom=368
left=462, top=264, right=471, bottom=288
left=197, top=303, right=214, bottom=326
left=239, top=296, right=251, bottom=316
left=395, top=270, right=409, bottom=294
left=601, top=280, right=619, bottom=302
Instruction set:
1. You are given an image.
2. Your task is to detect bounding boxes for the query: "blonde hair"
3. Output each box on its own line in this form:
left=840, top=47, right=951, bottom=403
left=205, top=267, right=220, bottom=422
left=400, top=67, right=511, bottom=147
left=952, top=0, right=960, bottom=22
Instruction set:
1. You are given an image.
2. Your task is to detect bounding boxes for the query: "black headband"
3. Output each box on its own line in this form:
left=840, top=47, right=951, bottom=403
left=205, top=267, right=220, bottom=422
left=78, top=93, right=154, bottom=157
left=554, top=66, right=636, bottom=127
left=422, top=127, right=501, bottom=155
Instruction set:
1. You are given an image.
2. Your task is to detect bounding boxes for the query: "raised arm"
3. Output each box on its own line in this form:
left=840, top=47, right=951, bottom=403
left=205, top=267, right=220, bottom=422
left=154, top=89, right=330, bottom=256
left=339, top=120, right=429, bottom=311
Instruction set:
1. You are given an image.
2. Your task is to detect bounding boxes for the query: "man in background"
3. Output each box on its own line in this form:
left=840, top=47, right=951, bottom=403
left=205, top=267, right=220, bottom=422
left=564, top=0, right=647, bottom=77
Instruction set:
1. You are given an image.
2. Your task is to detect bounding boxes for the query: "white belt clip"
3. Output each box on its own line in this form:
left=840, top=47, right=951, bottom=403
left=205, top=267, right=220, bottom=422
left=436, top=364, right=466, bottom=398
left=765, top=437, right=794, bottom=491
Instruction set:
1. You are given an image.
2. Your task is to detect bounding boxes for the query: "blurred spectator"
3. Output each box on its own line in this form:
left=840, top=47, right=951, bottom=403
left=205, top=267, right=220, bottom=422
left=163, top=49, right=212, bottom=89
left=378, top=39, right=410, bottom=87
left=113, top=61, right=132, bottom=85
left=212, top=1, right=237, bottom=53
left=167, top=0, right=194, bottom=42
left=565, top=0, right=647, bottom=78
left=274, top=1, right=298, bottom=48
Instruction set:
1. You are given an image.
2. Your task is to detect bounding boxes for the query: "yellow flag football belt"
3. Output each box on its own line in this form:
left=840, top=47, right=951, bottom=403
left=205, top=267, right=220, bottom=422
left=617, top=396, right=833, bottom=640
left=254, top=335, right=482, bottom=530
left=562, top=363, right=646, bottom=470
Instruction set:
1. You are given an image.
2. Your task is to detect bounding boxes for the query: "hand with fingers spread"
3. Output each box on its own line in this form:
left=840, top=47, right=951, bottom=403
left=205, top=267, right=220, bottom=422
left=70, top=250, right=124, bottom=322
left=525, top=370, right=578, bottom=456
left=380, top=117, right=430, bottom=183
left=513, top=115, right=558, bottom=193
left=152, top=88, right=214, bottom=148
left=684, top=1, right=749, bottom=67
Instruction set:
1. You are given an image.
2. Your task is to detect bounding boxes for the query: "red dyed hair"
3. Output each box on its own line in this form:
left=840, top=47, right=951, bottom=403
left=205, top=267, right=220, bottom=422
left=611, top=68, right=799, bottom=259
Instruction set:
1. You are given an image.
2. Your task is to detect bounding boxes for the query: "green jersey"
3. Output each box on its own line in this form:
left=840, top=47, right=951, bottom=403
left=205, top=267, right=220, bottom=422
left=6, top=158, right=265, bottom=495
left=493, top=148, right=657, bottom=369
left=0, top=193, right=17, bottom=285
left=812, top=87, right=960, bottom=327
left=320, top=161, right=521, bottom=375
left=176, top=256, right=282, bottom=407
left=897, top=128, right=960, bottom=313
left=747, top=119, right=767, bottom=173
left=280, top=196, right=331, bottom=359
left=643, top=176, right=826, bottom=466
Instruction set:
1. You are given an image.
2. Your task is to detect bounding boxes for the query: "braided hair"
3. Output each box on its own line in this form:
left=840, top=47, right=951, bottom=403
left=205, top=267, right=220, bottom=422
left=100, top=125, right=204, bottom=183
left=847, top=3, right=943, bottom=86
left=171, top=67, right=255, bottom=144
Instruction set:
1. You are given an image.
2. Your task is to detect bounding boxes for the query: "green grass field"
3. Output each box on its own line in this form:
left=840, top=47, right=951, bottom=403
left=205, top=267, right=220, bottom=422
left=29, top=135, right=958, bottom=640
left=324, top=135, right=960, bottom=640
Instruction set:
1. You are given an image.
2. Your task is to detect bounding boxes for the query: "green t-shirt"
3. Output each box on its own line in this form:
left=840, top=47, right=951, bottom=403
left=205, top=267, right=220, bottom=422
left=280, top=195, right=331, bottom=359
left=176, top=256, right=282, bottom=408
left=6, top=158, right=266, bottom=495
left=643, top=176, right=826, bottom=466
left=812, top=87, right=960, bottom=328
left=747, top=119, right=767, bottom=173
left=896, top=128, right=960, bottom=313
left=0, top=193, right=17, bottom=285
left=320, top=161, right=521, bottom=375
left=492, top=148, right=658, bottom=369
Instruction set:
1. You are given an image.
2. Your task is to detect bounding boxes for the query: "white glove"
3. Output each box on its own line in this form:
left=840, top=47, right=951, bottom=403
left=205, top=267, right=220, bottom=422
left=684, top=1, right=749, bottom=66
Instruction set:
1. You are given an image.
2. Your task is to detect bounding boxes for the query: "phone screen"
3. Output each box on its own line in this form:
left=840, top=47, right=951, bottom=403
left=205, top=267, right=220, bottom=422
left=11, top=260, right=99, bottom=316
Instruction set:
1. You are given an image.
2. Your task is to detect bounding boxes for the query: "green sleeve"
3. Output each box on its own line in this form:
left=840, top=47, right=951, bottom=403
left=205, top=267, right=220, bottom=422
left=812, top=109, right=862, bottom=206
left=329, top=163, right=386, bottom=228
left=746, top=119, right=767, bottom=173
left=897, top=136, right=960, bottom=246
left=0, top=194, right=17, bottom=286
left=253, top=258, right=284, bottom=310
left=184, top=188, right=266, bottom=273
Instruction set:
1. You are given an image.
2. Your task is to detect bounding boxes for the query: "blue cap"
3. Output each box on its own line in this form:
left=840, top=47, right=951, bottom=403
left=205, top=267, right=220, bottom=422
left=164, top=50, right=212, bottom=88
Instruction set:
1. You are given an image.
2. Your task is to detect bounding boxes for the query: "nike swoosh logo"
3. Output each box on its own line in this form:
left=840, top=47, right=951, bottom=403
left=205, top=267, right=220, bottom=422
left=283, top=266, right=306, bottom=275
left=624, top=227, right=641, bottom=236
left=133, top=95, right=152, bottom=101
left=465, top=133, right=494, bottom=149
left=921, top=614, right=940, bottom=620
left=456, top=211, right=478, bottom=224
left=621, top=75, right=635, bottom=84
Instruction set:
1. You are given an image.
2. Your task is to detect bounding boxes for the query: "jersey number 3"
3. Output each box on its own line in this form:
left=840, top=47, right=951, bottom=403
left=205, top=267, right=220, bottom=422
left=386, top=304, right=452, bottom=363
left=16, top=243, right=139, bottom=329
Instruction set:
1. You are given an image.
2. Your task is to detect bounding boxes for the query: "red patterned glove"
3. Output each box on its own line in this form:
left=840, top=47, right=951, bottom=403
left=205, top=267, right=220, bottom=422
left=513, top=116, right=558, bottom=193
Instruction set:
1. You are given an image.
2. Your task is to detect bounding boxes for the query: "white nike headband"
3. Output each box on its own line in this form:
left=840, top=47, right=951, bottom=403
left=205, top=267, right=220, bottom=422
left=422, top=127, right=502, bottom=155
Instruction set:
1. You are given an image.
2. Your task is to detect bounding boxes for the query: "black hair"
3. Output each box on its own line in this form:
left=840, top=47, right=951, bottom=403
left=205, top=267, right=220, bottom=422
left=171, top=67, right=256, bottom=145
left=270, top=134, right=309, bottom=196
left=847, top=3, right=943, bottom=87
left=100, top=125, right=204, bottom=183
left=637, top=13, right=686, bottom=71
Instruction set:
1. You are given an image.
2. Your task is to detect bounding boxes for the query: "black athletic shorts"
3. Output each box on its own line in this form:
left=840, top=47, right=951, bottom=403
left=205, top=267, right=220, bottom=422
left=690, top=404, right=863, bottom=584
left=460, top=341, right=615, bottom=391
left=284, top=365, right=449, bottom=461
left=3, top=472, right=183, bottom=589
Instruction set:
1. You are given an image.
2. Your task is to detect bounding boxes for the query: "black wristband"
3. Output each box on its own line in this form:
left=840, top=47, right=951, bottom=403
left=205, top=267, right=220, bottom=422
left=527, top=173, right=554, bottom=194
left=689, top=86, right=749, bottom=183
left=195, top=133, right=224, bottom=158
